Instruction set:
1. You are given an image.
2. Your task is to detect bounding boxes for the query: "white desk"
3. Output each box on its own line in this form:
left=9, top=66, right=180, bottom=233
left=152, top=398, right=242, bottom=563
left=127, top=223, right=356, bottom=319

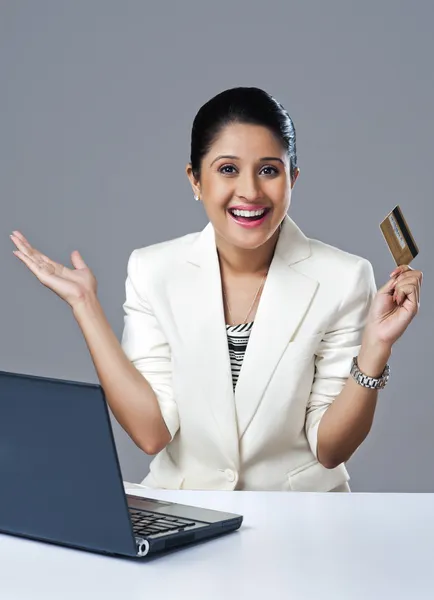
left=1, top=486, right=434, bottom=600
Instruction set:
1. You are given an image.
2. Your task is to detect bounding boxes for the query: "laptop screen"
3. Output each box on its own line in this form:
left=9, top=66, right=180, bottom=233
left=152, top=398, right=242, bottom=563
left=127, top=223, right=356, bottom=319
left=0, top=370, right=136, bottom=556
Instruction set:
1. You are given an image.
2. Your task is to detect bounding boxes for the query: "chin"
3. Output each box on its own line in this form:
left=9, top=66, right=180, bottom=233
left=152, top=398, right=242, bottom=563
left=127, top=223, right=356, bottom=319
left=228, top=228, right=278, bottom=251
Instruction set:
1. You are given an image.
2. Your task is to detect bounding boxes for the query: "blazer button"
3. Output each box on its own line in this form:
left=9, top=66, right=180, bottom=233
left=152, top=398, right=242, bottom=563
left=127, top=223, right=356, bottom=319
left=224, top=469, right=236, bottom=482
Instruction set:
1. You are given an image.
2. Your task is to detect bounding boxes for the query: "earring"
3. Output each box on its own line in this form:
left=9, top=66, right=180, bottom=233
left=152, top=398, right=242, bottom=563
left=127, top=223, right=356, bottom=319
left=194, top=194, right=200, bottom=202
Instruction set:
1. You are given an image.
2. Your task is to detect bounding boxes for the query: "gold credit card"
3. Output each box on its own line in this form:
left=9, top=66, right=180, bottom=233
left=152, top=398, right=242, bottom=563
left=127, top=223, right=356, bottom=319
left=379, top=205, right=419, bottom=266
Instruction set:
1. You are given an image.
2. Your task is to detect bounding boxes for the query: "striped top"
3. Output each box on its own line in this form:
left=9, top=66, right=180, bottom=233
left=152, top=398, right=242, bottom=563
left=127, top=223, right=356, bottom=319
left=226, top=322, right=254, bottom=389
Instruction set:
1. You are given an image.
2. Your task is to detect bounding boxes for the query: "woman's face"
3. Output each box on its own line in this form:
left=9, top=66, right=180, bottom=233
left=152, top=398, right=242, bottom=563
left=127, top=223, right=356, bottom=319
left=187, top=122, right=298, bottom=251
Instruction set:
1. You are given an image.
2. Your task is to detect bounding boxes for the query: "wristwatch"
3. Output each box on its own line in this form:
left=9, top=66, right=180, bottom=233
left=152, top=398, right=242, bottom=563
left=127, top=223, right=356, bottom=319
left=350, top=356, right=390, bottom=390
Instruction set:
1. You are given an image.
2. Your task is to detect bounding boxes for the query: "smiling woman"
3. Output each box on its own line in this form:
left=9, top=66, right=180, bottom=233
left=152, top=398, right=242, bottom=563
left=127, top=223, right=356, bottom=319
left=10, top=87, right=423, bottom=492
left=186, top=89, right=298, bottom=266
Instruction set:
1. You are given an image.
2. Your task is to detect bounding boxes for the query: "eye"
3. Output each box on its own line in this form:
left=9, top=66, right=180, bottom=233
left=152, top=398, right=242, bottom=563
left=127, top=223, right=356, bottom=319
left=218, top=164, right=238, bottom=175
left=260, top=165, right=279, bottom=176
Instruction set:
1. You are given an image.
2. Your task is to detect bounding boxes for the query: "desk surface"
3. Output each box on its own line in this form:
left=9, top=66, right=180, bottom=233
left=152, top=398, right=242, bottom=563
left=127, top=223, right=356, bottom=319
left=1, top=485, right=434, bottom=600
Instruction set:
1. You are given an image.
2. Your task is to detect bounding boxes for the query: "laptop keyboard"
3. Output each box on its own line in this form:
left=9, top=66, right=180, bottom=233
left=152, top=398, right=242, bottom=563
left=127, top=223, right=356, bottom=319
left=129, top=508, right=198, bottom=538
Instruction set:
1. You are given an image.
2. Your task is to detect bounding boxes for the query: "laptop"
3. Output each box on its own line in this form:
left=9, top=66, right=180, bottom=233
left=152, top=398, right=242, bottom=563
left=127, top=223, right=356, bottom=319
left=0, top=370, right=243, bottom=558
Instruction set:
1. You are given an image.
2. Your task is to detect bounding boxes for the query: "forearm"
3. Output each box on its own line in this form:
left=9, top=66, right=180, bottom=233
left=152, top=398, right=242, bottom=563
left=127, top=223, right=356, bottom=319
left=72, top=293, right=171, bottom=454
left=316, top=339, right=391, bottom=469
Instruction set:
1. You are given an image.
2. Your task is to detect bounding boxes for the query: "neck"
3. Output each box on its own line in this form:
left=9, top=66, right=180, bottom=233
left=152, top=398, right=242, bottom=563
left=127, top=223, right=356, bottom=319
left=215, top=228, right=280, bottom=275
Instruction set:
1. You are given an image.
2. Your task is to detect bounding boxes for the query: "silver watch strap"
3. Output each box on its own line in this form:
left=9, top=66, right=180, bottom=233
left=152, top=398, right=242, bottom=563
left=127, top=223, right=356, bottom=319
left=350, top=356, right=390, bottom=390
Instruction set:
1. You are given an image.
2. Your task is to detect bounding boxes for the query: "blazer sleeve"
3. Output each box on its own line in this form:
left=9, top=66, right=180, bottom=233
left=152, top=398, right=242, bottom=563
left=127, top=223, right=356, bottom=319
left=120, top=250, right=180, bottom=440
left=305, top=258, right=377, bottom=459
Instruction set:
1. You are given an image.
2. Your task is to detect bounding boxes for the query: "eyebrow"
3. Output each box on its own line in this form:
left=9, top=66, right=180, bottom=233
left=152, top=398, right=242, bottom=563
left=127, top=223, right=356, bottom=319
left=210, top=155, right=285, bottom=166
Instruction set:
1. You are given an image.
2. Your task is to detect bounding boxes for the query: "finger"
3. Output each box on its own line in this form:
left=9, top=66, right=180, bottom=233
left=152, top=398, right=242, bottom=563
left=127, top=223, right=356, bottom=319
left=394, top=272, right=423, bottom=297
left=394, top=282, right=419, bottom=307
left=10, top=233, right=49, bottom=265
left=13, top=249, right=55, bottom=280
left=10, top=230, right=39, bottom=255
left=10, top=233, right=69, bottom=276
left=394, top=268, right=421, bottom=280
left=10, top=233, right=35, bottom=259
left=390, top=264, right=413, bottom=278
left=378, top=276, right=399, bottom=295
left=70, top=250, right=87, bottom=270
left=408, top=270, right=423, bottom=285
left=11, top=230, right=31, bottom=245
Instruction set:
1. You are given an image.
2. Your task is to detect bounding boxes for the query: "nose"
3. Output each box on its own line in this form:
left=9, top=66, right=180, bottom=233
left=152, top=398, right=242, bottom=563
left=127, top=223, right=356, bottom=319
left=235, top=170, right=263, bottom=202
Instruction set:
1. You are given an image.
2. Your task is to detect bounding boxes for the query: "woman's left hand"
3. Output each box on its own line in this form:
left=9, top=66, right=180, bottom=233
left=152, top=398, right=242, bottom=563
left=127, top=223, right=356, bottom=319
left=364, top=265, right=423, bottom=348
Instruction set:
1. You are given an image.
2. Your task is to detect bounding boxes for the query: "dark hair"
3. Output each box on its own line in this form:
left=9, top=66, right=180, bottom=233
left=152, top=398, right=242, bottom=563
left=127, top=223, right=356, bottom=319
left=190, top=87, right=298, bottom=181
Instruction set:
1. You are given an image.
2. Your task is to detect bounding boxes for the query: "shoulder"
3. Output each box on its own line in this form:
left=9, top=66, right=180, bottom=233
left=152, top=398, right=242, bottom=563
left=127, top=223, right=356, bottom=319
left=303, top=237, right=377, bottom=304
left=280, top=215, right=375, bottom=285
left=126, top=230, right=201, bottom=281
left=308, top=237, right=373, bottom=274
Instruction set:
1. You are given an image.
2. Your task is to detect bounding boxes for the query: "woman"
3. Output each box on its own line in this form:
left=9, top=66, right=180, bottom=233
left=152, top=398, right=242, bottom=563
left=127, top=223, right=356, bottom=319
left=10, top=87, right=422, bottom=492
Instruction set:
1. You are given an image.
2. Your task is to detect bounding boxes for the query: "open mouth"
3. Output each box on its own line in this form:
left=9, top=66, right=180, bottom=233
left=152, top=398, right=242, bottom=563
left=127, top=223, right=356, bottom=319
left=227, top=207, right=271, bottom=223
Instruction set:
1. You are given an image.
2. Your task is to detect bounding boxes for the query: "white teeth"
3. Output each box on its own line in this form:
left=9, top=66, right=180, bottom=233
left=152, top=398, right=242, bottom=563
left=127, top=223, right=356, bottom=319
left=231, top=209, right=266, bottom=217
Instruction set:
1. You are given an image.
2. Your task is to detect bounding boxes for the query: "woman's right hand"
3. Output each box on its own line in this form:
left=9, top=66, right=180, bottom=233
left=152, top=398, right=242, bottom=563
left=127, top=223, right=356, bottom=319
left=10, top=231, right=97, bottom=308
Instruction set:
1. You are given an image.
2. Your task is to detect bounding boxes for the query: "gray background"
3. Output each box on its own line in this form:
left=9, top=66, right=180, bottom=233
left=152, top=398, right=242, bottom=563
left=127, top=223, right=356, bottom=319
left=1, top=0, right=432, bottom=492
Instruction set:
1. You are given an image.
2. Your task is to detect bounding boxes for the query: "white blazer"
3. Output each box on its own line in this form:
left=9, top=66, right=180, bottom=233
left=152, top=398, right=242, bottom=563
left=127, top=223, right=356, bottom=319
left=121, top=215, right=377, bottom=492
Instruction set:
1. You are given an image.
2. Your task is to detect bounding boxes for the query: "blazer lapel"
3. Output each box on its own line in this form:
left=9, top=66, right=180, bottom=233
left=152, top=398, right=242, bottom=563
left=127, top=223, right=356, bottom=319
left=234, top=215, right=319, bottom=438
left=178, top=224, right=240, bottom=467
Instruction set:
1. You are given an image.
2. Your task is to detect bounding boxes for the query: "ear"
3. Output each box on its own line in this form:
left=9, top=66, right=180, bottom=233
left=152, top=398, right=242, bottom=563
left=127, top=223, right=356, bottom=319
left=290, top=167, right=300, bottom=190
left=186, top=164, right=201, bottom=198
